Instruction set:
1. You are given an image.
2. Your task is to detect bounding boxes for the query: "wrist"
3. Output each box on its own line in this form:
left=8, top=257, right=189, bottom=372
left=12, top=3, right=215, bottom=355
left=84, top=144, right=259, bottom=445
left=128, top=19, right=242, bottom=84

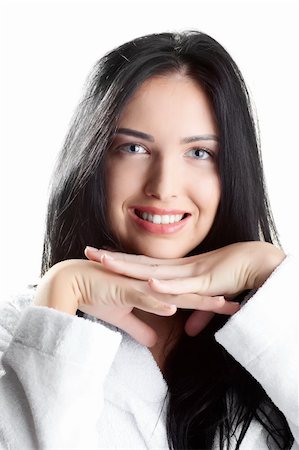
left=250, top=242, right=286, bottom=289
left=34, top=260, right=81, bottom=315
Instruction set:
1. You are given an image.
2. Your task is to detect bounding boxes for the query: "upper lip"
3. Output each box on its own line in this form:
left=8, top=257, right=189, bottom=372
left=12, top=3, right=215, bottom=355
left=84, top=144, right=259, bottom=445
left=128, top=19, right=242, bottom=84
left=131, top=205, right=190, bottom=215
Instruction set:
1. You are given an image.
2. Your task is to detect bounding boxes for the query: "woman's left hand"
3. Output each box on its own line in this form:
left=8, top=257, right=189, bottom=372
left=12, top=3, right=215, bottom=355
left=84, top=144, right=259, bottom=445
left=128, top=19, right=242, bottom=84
left=85, top=242, right=286, bottom=336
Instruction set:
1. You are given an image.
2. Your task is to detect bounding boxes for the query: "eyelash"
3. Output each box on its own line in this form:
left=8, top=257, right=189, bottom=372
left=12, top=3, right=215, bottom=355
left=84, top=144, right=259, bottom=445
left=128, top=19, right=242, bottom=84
left=118, top=143, right=215, bottom=160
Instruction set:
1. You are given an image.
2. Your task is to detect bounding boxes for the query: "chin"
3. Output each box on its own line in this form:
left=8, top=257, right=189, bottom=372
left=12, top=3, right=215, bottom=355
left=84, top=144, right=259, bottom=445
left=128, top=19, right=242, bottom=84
left=130, top=243, right=194, bottom=259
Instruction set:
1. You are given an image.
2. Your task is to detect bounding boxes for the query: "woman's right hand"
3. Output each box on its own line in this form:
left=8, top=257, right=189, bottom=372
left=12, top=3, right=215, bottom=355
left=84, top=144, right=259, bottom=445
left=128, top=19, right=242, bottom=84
left=33, top=259, right=177, bottom=347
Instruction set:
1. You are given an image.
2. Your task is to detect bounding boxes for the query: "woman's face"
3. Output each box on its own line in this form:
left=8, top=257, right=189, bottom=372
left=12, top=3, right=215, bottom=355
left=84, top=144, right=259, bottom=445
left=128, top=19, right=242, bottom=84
left=106, top=74, right=220, bottom=258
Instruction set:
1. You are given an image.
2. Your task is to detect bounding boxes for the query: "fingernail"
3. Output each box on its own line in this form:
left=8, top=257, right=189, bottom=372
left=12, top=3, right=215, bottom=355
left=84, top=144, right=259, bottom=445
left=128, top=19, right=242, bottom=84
left=85, top=246, right=99, bottom=252
left=101, top=254, right=114, bottom=262
left=149, top=278, right=160, bottom=283
left=163, top=303, right=176, bottom=311
left=227, top=301, right=240, bottom=310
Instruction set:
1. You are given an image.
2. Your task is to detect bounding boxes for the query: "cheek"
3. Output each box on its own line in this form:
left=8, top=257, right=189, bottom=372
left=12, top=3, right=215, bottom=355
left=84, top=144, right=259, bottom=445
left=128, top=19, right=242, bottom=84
left=106, top=163, right=143, bottom=211
left=191, top=172, right=221, bottom=212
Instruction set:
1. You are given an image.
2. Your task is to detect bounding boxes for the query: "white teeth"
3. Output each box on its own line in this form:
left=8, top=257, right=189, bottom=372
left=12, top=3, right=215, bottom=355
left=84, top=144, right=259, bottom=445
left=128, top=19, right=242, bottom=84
left=139, top=211, right=184, bottom=224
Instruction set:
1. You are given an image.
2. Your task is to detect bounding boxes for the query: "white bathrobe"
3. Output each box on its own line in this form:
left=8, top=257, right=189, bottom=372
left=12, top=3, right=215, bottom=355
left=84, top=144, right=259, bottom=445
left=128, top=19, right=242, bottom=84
left=0, top=256, right=298, bottom=449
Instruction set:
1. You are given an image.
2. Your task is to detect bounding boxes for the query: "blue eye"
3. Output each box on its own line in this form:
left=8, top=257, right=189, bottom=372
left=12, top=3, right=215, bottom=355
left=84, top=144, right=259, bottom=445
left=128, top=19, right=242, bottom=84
left=185, top=148, right=213, bottom=160
left=121, top=143, right=147, bottom=154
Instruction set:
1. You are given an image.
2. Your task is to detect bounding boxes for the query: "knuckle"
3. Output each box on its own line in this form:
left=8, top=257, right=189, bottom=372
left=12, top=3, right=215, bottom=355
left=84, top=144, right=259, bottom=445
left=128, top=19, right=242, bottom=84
left=150, top=264, right=159, bottom=275
left=133, top=290, right=151, bottom=308
left=138, top=292, right=165, bottom=311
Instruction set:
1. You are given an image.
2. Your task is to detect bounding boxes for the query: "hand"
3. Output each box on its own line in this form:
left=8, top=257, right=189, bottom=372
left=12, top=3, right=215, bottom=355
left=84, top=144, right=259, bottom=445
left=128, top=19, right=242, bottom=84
left=85, top=242, right=286, bottom=335
left=33, top=259, right=177, bottom=347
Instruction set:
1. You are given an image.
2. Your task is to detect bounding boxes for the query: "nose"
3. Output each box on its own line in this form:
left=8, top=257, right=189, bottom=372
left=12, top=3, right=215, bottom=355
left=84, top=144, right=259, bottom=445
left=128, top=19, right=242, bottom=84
left=144, top=155, right=180, bottom=200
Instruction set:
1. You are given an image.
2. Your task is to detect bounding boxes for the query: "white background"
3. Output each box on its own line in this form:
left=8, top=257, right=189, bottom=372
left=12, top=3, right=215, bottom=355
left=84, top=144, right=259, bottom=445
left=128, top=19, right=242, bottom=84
left=0, top=0, right=298, bottom=301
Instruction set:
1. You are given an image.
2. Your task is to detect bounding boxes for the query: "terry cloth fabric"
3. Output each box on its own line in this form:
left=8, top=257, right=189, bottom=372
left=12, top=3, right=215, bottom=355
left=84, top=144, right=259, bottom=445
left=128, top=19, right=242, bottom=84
left=0, top=255, right=298, bottom=449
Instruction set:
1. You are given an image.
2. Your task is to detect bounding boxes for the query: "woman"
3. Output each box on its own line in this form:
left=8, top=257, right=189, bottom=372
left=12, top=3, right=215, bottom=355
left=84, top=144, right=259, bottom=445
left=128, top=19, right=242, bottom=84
left=0, top=31, right=297, bottom=449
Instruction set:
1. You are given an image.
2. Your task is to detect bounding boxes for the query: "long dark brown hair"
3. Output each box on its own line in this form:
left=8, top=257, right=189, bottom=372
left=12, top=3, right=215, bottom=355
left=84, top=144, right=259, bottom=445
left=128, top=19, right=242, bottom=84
left=41, top=31, right=293, bottom=449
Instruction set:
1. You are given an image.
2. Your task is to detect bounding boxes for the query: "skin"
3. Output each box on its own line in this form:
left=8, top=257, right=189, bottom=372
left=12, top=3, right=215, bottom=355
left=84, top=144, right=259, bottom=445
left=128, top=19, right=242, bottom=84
left=104, top=74, right=222, bottom=364
left=84, top=241, right=285, bottom=370
left=106, top=73, right=221, bottom=259
left=34, top=73, right=286, bottom=374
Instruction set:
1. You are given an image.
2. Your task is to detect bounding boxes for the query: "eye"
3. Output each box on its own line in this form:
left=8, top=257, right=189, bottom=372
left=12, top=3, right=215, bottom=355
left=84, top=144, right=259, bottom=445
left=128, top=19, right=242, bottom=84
left=119, top=143, right=148, bottom=154
left=185, top=147, right=213, bottom=160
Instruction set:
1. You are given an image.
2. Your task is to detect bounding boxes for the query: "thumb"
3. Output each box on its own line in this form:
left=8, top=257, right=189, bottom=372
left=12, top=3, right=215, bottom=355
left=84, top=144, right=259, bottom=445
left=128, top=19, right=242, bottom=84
left=184, top=311, right=215, bottom=337
left=120, top=313, right=158, bottom=347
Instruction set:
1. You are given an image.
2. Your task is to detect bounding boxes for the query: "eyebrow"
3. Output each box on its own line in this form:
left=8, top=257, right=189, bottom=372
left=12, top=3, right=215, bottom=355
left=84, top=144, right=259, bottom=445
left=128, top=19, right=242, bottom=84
left=115, top=127, right=219, bottom=144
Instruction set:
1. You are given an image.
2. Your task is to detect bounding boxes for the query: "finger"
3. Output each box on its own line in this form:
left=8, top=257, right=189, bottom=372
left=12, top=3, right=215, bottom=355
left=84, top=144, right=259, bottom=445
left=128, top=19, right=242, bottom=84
left=85, top=246, right=195, bottom=266
left=131, top=279, right=238, bottom=315
left=117, top=313, right=158, bottom=347
left=149, top=278, right=244, bottom=303
left=185, top=311, right=215, bottom=336
left=148, top=291, right=240, bottom=315
left=128, top=290, right=177, bottom=317
left=145, top=293, right=240, bottom=315
left=148, top=276, right=217, bottom=295
left=89, top=253, right=194, bottom=280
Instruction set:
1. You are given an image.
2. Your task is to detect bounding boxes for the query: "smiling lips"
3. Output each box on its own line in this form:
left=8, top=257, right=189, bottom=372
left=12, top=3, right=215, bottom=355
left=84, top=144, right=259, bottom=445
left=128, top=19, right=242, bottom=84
left=129, top=206, right=191, bottom=235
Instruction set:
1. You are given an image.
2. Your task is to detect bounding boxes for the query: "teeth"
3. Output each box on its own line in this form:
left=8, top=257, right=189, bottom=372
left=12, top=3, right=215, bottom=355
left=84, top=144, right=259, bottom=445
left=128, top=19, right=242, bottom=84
left=140, top=211, right=184, bottom=224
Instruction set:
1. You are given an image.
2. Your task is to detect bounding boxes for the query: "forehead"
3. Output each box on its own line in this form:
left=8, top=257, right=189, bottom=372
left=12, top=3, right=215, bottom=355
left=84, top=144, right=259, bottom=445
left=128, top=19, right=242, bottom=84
left=117, top=74, right=218, bottom=135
